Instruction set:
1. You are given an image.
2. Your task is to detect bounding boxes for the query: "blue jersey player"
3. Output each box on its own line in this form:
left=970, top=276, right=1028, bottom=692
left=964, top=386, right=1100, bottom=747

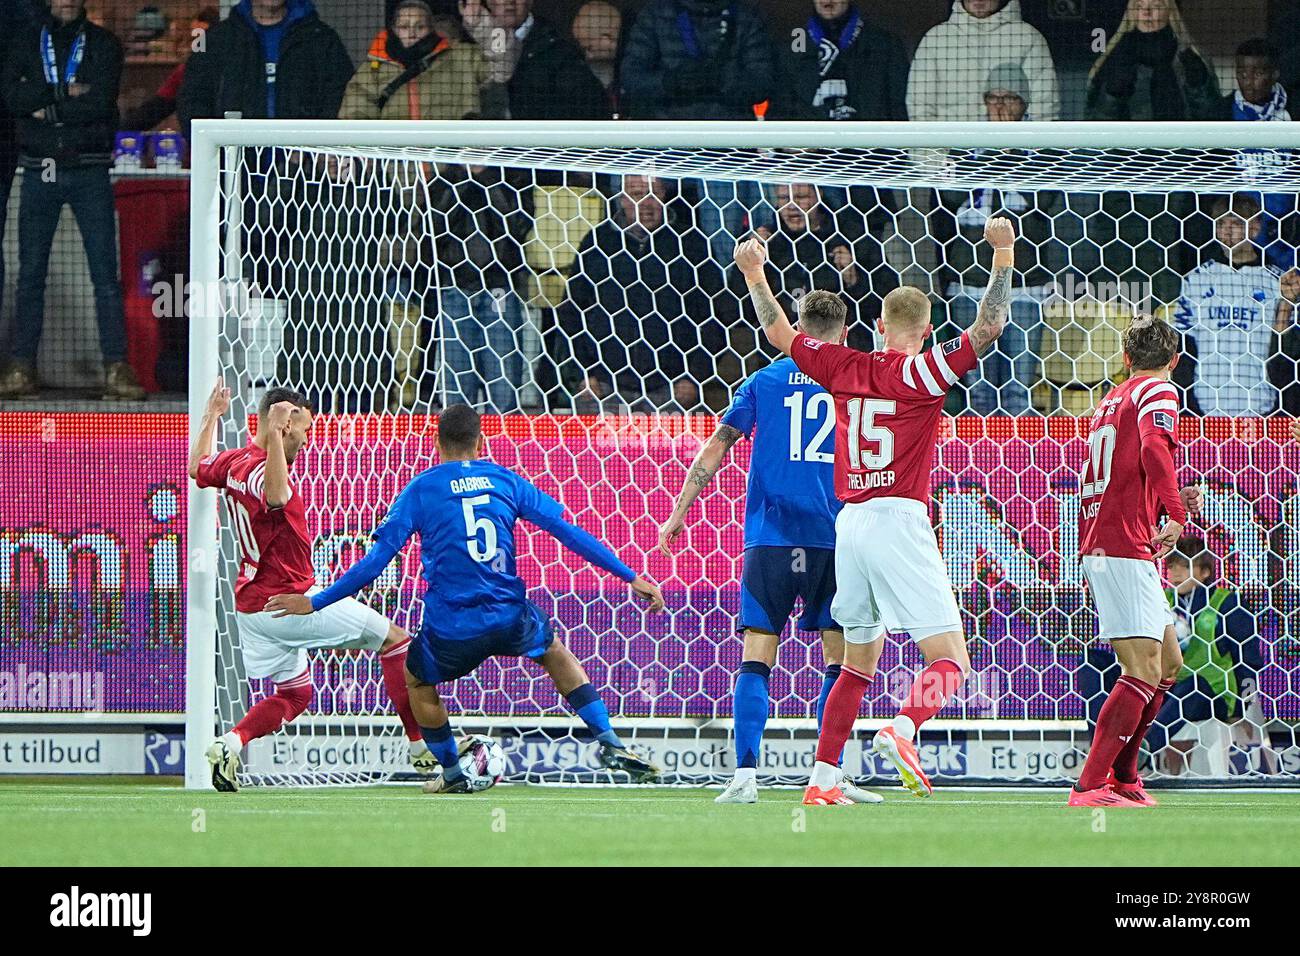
left=659, top=290, right=881, bottom=804
left=266, top=404, right=666, bottom=792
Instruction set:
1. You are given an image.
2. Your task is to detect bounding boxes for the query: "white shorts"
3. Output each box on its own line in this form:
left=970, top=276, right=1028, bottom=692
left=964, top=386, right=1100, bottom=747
left=236, top=589, right=390, bottom=683
left=1081, top=555, right=1174, bottom=642
left=831, top=497, right=964, bottom=645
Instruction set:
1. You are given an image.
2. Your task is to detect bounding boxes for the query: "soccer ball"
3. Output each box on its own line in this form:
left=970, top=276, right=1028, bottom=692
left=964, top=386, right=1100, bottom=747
left=457, top=734, right=507, bottom=792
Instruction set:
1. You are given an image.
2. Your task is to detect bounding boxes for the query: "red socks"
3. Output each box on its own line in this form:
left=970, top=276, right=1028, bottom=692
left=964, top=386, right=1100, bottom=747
left=234, top=670, right=313, bottom=745
left=814, top=665, right=873, bottom=766
left=1077, top=675, right=1156, bottom=792
left=1113, top=677, right=1174, bottom=784
left=230, top=639, right=420, bottom=750
left=898, top=658, right=965, bottom=732
left=381, top=638, right=421, bottom=743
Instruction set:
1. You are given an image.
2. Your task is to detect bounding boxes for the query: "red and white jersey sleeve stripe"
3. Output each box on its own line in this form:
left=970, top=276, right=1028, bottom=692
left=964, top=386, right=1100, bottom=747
left=1130, top=378, right=1178, bottom=422
left=900, top=331, right=977, bottom=397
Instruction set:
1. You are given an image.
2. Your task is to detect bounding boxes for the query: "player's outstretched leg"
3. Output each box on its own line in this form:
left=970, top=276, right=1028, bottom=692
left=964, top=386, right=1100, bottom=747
left=1070, top=637, right=1162, bottom=807
left=539, top=642, right=660, bottom=782
left=872, top=631, right=968, bottom=798
left=377, top=625, right=436, bottom=775
left=206, top=669, right=313, bottom=792
left=804, top=629, right=884, bottom=805
left=817, top=630, right=882, bottom=805
left=1108, top=625, right=1183, bottom=807
left=405, top=670, right=473, bottom=795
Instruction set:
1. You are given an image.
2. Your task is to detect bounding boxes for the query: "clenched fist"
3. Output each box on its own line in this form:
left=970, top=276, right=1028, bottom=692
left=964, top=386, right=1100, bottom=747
left=984, top=216, right=1016, bottom=251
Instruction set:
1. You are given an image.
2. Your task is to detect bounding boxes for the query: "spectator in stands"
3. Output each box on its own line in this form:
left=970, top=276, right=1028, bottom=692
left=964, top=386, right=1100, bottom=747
left=177, top=0, right=353, bottom=137
left=460, top=0, right=609, bottom=120
left=561, top=174, right=726, bottom=408
left=657, top=376, right=709, bottom=414
left=907, top=1, right=1059, bottom=123
left=932, top=64, right=1072, bottom=414
left=1193, top=38, right=1297, bottom=270
left=1, top=0, right=41, bottom=336
left=772, top=0, right=908, bottom=122
left=121, top=7, right=218, bottom=130
left=571, top=368, right=624, bottom=415
left=428, top=164, right=533, bottom=413
left=1147, top=538, right=1264, bottom=775
left=1173, top=194, right=1295, bottom=416
left=0, top=0, right=143, bottom=399
left=621, top=0, right=774, bottom=271
left=571, top=0, right=622, bottom=114
left=736, top=183, right=893, bottom=356
left=1269, top=266, right=1300, bottom=415
left=1085, top=0, right=1218, bottom=121
left=339, top=0, right=487, bottom=121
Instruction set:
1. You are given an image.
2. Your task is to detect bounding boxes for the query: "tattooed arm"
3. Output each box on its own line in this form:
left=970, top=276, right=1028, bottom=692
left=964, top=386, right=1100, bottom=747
left=969, top=216, right=1016, bottom=356
left=658, top=424, right=745, bottom=557
left=735, top=237, right=798, bottom=355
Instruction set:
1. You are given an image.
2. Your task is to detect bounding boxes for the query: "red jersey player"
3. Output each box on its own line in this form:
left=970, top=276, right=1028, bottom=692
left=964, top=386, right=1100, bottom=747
left=188, top=379, right=431, bottom=791
left=735, top=217, right=1015, bottom=805
left=1071, top=318, right=1202, bottom=807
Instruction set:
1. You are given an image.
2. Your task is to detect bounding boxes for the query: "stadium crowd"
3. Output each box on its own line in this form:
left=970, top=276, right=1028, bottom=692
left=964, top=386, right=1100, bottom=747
left=0, top=0, right=1299, bottom=414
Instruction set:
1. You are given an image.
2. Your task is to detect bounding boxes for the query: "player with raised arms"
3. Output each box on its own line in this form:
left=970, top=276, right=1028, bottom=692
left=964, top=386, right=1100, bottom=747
left=658, top=289, right=882, bottom=805
left=1071, top=317, right=1202, bottom=807
left=266, top=404, right=666, bottom=792
left=736, top=218, right=1015, bottom=805
left=190, top=381, right=432, bottom=792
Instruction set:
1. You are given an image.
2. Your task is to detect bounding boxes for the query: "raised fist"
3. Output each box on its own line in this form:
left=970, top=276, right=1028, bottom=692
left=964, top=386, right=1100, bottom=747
left=984, top=216, right=1016, bottom=251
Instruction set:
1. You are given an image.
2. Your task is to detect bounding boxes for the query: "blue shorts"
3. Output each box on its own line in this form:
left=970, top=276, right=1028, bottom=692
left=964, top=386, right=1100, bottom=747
left=407, top=602, right=555, bottom=685
left=739, top=545, right=838, bottom=634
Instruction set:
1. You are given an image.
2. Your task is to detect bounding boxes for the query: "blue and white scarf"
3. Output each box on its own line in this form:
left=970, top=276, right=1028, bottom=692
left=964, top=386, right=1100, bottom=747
left=1232, top=83, right=1291, bottom=122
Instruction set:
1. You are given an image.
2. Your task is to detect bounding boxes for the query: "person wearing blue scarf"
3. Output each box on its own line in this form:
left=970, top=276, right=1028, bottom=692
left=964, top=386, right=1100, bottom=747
left=1194, top=38, right=1296, bottom=272
left=0, top=0, right=144, bottom=399
left=771, top=0, right=908, bottom=121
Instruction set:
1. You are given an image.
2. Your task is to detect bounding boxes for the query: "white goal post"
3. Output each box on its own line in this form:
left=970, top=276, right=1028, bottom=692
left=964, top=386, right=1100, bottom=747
left=186, top=120, right=1300, bottom=790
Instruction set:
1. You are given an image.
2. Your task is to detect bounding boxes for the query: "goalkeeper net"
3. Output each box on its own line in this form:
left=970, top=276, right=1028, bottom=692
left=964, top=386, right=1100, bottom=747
left=186, top=121, right=1300, bottom=789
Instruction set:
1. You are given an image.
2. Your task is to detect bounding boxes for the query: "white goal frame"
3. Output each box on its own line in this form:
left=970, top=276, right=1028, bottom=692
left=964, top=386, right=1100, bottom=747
left=184, top=120, right=1300, bottom=789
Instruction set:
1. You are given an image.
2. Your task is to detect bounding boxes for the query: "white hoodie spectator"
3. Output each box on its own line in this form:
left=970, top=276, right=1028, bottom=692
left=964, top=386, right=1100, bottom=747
left=907, top=0, right=1059, bottom=123
left=1174, top=196, right=1289, bottom=416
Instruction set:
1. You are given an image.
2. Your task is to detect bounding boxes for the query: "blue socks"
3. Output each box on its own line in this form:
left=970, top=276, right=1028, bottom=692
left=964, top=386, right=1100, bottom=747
left=422, top=722, right=462, bottom=781
left=733, top=660, right=772, bottom=770
left=817, top=664, right=841, bottom=731
left=566, top=683, right=623, bottom=749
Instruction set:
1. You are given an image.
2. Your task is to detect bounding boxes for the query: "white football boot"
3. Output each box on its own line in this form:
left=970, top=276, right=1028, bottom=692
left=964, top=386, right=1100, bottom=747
left=838, top=770, right=885, bottom=804
left=714, top=774, right=759, bottom=804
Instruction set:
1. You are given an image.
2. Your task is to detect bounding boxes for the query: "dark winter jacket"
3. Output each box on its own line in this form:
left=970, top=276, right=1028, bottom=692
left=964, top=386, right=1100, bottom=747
left=730, top=213, right=894, bottom=337
left=509, top=15, right=609, bottom=120
left=1086, top=28, right=1220, bottom=121
left=564, top=214, right=726, bottom=392
left=772, top=6, right=908, bottom=121
left=620, top=0, right=774, bottom=120
left=428, top=166, right=533, bottom=294
left=177, top=0, right=353, bottom=138
left=2, top=11, right=122, bottom=168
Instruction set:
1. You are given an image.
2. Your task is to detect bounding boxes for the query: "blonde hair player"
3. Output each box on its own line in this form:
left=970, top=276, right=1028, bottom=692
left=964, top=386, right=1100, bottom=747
left=735, top=218, right=1014, bottom=805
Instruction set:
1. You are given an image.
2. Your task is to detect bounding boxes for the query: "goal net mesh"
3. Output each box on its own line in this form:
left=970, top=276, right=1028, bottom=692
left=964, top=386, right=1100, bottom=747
left=204, top=138, right=1300, bottom=787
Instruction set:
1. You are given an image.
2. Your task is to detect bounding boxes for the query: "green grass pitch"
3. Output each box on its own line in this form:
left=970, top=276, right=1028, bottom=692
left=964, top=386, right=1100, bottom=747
left=3, top=778, right=1296, bottom=866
